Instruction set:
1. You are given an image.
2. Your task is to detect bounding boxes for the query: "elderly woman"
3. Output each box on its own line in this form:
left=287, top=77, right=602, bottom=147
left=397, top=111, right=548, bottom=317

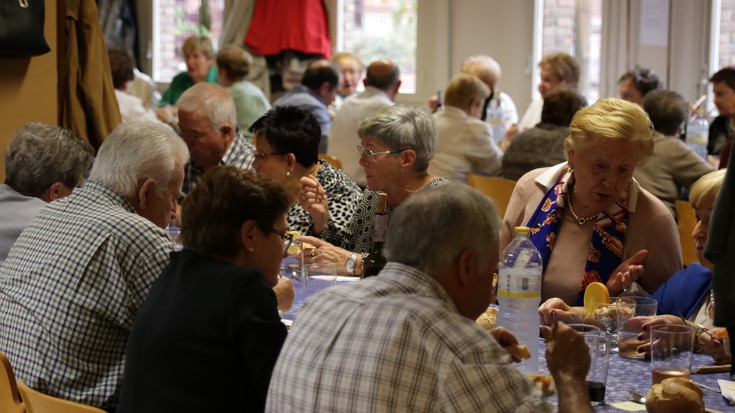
left=157, top=36, right=218, bottom=125
left=540, top=170, right=729, bottom=364
left=502, top=98, right=681, bottom=306
left=250, top=106, right=362, bottom=236
left=117, top=167, right=289, bottom=412
left=299, top=105, right=449, bottom=276
left=617, top=67, right=662, bottom=105
left=517, top=52, right=580, bottom=133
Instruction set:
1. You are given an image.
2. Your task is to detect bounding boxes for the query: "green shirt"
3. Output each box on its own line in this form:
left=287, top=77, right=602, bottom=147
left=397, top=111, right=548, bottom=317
left=159, top=66, right=218, bottom=106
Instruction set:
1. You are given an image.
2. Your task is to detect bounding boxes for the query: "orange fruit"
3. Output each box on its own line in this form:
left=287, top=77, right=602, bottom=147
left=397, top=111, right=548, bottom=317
left=583, top=282, right=610, bottom=315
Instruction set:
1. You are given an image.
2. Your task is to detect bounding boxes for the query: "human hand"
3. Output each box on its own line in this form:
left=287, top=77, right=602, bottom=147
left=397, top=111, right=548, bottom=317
left=299, top=175, right=329, bottom=233
left=699, top=328, right=731, bottom=364
left=607, top=249, right=647, bottom=296
left=633, top=315, right=680, bottom=356
left=428, top=94, right=439, bottom=112
left=539, top=298, right=578, bottom=325
left=543, top=321, right=590, bottom=383
left=489, top=326, right=522, bottom=363
left=297, top=235, right=351, bottom=275
left=273, top=277, right=294, bottom=313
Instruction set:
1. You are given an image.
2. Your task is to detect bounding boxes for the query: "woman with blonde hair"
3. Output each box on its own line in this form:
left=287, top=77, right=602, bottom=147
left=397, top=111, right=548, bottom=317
left=502, top=98, right=681, bottom=306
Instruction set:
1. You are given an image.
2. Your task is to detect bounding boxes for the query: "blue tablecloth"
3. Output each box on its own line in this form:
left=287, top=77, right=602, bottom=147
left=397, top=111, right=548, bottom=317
left=538, top=340, right=733, bottom=411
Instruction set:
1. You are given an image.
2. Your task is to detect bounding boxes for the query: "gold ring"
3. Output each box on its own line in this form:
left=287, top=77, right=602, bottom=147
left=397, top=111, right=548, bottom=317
left=310, top=249, right=316, bottom=257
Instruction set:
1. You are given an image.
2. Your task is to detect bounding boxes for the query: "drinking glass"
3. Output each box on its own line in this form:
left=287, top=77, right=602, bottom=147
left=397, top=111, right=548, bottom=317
left=584, top=332, right=611, bottom=405
left=593, top=297, right=635, bottom=353
left=618, top=296, right=658, bottom=359
left=650, top=324, right=694, bottom=384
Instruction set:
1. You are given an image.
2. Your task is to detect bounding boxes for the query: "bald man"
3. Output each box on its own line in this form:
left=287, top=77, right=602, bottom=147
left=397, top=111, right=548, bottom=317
left=328, top=60, right=401, bottom=186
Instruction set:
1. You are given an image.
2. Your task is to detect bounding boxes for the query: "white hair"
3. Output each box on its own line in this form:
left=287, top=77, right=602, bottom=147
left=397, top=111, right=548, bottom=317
left=89, top=122, right=189, bottom=197
left=177, top=83, right=237, bottom=131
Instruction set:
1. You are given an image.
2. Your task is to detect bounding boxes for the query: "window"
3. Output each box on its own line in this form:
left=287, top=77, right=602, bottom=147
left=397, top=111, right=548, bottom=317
left=152, top=0, right=225, bottom=83
left=537, top=0, right=602, bottom=102
left=337, top=0, right=418, bottom=93
left=714, top=0, right=735, bottom=69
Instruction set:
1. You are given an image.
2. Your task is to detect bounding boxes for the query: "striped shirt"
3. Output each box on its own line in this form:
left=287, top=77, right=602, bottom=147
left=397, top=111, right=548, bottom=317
left=0, top=182, right=174, bottom=409
left=266, top=262, right=553, bottom=412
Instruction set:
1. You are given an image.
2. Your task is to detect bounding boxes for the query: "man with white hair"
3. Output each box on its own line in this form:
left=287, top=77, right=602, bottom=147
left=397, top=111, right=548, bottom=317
left=267, top=185, right=594, bottom=412
left=177, top=82, right=256, bottom=195
left=461, top=54, right=519, bottom=132
left=0, top=122, right=189, bottom=410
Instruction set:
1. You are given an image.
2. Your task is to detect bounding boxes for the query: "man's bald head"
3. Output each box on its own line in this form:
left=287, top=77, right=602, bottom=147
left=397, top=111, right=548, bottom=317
left=365, top=60, right=401, bottom=91
left=461, top=55, right=501, bottom=90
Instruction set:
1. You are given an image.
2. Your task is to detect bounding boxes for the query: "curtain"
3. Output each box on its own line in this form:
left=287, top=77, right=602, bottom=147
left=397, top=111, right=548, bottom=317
left=599, top=0, right=630, bottom=99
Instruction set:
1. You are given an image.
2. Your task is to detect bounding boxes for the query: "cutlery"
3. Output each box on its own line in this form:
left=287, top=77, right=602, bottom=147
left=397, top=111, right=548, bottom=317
left=695, top=364, right=731, bottom=374
left=628, top=390, right=646, bottom=404
left=692, top=381, right=722, bottom=393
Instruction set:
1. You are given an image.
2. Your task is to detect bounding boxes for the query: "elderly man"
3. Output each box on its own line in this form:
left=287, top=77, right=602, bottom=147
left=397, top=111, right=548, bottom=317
left=634, top=89, right=713, bottom=218
left=429, top=73, right=503, bottom=183
left=0, top=122, right=189, bottom=410
left=273, top=64, right=340, bottom=154
left=177, top=82, right=257, bottom=195
left=0, top=122, right=94, bottom=263
left=329, top=59, right=401, bottom=186
left=267, top=185, right=593, bottom=412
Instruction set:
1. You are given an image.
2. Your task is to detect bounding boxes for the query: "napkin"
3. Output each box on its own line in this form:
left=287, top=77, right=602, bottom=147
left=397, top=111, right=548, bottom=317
left=718, top=379, right=735, bottom=405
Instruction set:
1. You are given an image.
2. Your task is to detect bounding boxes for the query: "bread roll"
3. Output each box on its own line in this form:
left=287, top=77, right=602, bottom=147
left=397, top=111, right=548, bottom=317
left=645, top=378, right=704, bottom=413
left=475, top=306, right=498, bottom=331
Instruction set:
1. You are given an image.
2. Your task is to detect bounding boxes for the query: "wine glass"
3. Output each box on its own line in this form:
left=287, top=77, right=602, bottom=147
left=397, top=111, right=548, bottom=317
left=594, top=297, right=635, bottom=353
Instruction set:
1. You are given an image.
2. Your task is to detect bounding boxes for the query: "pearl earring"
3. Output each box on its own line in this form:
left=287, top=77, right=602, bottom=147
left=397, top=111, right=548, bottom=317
left=247, top=247, right=254, bottom=253
left=286, top=171, right=291, bottom=177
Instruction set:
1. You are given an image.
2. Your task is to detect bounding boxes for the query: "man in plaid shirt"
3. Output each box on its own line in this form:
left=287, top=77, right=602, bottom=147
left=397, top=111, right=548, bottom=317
left=177, top=82, right=256, bottom=196
left=0, top=122, right=189, bottom=411
left=267, top=185, right=594, bottom=413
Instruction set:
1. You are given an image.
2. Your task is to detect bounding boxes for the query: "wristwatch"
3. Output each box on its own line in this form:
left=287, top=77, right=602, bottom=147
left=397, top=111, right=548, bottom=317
left=345, top=252, right=358, bottom=276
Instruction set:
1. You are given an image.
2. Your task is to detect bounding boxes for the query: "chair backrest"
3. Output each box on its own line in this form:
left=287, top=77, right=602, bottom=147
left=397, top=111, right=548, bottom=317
left=675, top=200, right=698, bottom=267
left=0, top=352, right=25, bottom=413
left=16, top=381, right=105, bottom=413
left=319, top=154, right=343, bottom=170
left=466, top=175, right=517, bottom=218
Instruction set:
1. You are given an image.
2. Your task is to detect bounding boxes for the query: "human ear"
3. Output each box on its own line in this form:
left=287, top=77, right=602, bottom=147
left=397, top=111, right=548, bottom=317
left=456, top=249, right=478, bottom=287
left=136, top=178, right=157, bottom=210
left=240, top=220, right=258, bottom=252
left=46, top=182, right=63, bottom=201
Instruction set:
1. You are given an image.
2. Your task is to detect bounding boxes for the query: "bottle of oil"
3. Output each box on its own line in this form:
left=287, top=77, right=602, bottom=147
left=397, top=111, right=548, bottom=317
left=362, top=192, right=388, bottom=277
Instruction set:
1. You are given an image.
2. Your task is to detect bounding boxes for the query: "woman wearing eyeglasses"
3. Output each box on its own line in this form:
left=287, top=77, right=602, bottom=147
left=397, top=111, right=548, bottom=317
left=250, top=106, right=362, bottom=236
left=118, top=167, right=289, bottom=412
left=299, top=105, right=450, bottom=277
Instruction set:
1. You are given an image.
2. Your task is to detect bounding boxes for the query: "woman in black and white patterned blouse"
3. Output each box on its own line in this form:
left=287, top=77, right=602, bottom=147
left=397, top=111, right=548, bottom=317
left=299, top=105, right=450, bottom=277
left=250, top=106, right=362, bottom=236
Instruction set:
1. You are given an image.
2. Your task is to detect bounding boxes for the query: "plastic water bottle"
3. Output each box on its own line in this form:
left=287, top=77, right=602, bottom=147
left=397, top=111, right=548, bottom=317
left=486, top=96, right=506, bottom=146
left=686, top=107, right=709, bottom=160
left=496, top=226, right=543, bottom=374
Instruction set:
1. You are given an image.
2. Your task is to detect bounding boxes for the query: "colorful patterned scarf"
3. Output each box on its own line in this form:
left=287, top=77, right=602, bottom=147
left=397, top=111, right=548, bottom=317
left=526, top=170, right=629, bottom=305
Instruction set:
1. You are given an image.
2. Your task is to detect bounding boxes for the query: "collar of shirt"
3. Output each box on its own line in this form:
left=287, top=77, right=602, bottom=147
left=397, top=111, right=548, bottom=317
left=372, top=262, right=461, bottom=315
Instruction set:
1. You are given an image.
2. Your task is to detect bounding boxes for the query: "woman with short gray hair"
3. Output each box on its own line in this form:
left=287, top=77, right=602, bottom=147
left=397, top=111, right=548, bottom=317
left=299, top=105, right=449, bottom=277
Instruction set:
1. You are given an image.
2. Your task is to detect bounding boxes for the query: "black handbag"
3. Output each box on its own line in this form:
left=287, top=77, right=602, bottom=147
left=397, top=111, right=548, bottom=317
left=0, top=0, right=51, bottom=57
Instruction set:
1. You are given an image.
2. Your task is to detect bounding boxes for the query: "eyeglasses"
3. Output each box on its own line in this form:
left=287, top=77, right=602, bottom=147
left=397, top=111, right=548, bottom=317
left=254, top=151, right=287, bottom=160
left=271, top=228, right=294, bottom=252
left=356, top=145, right=406, bottom=161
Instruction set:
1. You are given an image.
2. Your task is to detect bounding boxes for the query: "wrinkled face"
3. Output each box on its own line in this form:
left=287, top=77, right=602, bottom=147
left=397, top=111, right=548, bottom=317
left=538, top=63, right=568, bottom=98
left=358, top=135, right=404, bottom=192
left=179, top=109, right=230, bottom=171
left=692, top=204, right=713, bottom=270
left=185, top=48, right=213, bottom=83
left=618, top=78, right=644, bottom=106
left=252, top=136, right=289, bottom=186
left=141, top=164, right=184, bottom=229
left=567, top=136, right=639, bottom=214
left=713, top=81, right=735, bottom=118
left=337, top=57, right=362, bottom=96
left=251, top=213, right=289, bottom=287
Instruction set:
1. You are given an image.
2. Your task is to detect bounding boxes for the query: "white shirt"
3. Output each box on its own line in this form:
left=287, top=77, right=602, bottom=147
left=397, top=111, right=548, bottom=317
left=328, top=86, right=394, bottom=186
left=429, top=106, right=503, bottom=183
left=114, top=90, right=161, bottom=124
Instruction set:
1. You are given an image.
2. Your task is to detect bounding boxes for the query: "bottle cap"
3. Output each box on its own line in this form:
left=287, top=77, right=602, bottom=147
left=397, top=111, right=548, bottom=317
left=513, top=226, right=531, bottom=235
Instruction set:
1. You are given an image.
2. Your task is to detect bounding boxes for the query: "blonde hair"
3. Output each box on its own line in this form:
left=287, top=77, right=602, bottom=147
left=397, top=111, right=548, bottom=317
left=540, top=52, right=580, bottom=90
left=182, top=36, right=214, bottom=59
left=565, top=98, right=654, bottom=163
left=689, top=169, right=726, bottom=210
left=216, top=45, right=253, bottom=81
left=332, top=52, right=363, bottom=71
left=444, top=74, right=490, bottom=110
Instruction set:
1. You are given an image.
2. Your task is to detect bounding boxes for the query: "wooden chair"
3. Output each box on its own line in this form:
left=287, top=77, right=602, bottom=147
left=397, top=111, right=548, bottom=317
left=0, top=352, right=25, bottom=413
left=466, top=175, right=517, bottom=218
left=17, top=380, right=105, bottom=413
left=675, top=200, right=698, bottom=267
left=319, top=154, right=343, bottom=170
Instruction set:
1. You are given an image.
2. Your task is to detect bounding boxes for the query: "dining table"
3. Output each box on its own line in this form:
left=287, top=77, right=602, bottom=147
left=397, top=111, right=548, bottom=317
left=280, top=277, right=733, bottom=411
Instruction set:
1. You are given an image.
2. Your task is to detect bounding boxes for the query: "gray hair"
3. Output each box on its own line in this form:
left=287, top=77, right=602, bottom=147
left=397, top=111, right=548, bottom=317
left=642, top=89, right=687, bottom=136
left=5, top=122, right=94, bottom=197
left=357, top=105, right=436, bottom=172
left=177, top=83, right=237, bottom=132
left=89, top=122, right=189, bottom=197
left=384, top=185, right=501, bottom=275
